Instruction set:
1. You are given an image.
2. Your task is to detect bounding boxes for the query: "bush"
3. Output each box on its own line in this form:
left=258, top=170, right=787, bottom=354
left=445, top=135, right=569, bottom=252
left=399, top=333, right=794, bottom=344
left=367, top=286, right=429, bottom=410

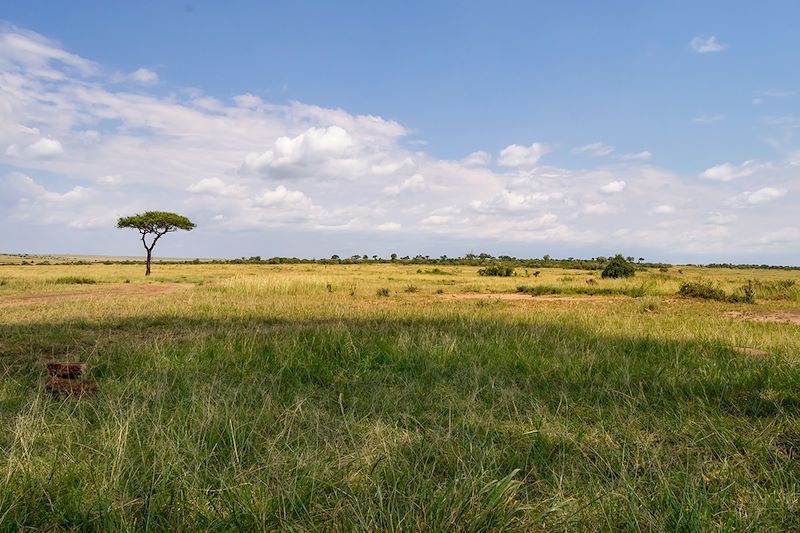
left=478, top=265, right=515, bottom=277
left=601, top=255, right=636, bottom=279
left=678, top=280, right=726, bottom=301
left=53, top=276, right=97, bottom=285
left=376, top=287, right=390, bottom=297
left=677, top=280, right=755, bottom=303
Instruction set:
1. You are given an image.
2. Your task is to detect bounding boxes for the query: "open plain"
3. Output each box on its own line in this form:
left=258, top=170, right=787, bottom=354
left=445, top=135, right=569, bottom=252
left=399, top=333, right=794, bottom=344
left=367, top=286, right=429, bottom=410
left=1, top=262, right=799, bottom=531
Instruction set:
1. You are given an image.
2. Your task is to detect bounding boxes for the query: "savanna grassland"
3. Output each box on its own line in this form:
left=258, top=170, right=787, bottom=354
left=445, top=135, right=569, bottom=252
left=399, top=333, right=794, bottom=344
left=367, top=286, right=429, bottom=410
left=1, top=261, right=799, bottom=531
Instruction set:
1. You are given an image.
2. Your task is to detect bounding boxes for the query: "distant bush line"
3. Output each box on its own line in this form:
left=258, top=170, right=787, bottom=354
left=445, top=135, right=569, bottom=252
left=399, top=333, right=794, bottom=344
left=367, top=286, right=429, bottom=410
left=2, top=253, right=799, bottom=270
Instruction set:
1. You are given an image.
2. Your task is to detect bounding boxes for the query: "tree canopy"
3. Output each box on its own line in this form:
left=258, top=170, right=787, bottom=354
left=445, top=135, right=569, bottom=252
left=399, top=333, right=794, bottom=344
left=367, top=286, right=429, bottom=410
left=117, top=211, right=196, bottom=233
left=117, top=211, right=195, bottom=275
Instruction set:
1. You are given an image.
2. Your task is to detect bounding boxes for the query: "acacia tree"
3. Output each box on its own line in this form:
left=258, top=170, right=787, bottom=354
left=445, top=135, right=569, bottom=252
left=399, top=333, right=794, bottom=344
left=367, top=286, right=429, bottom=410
left=117, top=211, right=196, bottom=276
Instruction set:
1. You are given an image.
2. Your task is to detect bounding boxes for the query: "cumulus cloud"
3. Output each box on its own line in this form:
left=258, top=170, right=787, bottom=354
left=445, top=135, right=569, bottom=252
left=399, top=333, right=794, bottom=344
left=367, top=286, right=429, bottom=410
left=255, top=185, right=312, bottom=208
left=600, top=180, right=626, bottom=194
left=462, top=150, right=491, bottom=167
left=6, top=137, right=64, bottom=158
left=383, top=173, right=426, bottom=195
left=1, top=24, right=799, bottom=261
left=690, top=36, right=727, bottom=53
left=497, top=142, right=550, bottom=168
left=572, top=142, right=614, bottom=157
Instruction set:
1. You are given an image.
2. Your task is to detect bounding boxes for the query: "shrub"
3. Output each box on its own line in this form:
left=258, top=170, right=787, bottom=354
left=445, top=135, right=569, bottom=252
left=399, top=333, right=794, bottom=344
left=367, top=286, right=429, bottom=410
left=678, top=280, right=726, bottom=301
left=678, top=280, right=755, bottom=303
left=376, top=287, right=390, bottom=297
left=729, top=281, right=755, bottom=304
left=417, top=268, right=452, bottom=275
left=478, top=265, right=515, bottom=277
left=404, top=284, right=419, bottom=293
left=752, top=279, right=798, bottom=300
left=53, top=276, right=97, bottom=285
left=601, top=255, right=636, bottom=279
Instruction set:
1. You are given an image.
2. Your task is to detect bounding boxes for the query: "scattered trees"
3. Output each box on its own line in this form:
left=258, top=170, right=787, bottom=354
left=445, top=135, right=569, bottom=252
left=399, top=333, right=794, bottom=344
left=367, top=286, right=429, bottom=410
left=117, top=211, right=195, bottom=276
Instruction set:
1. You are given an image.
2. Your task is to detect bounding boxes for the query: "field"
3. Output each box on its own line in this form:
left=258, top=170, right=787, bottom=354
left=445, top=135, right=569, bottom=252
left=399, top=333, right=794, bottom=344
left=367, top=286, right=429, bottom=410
left=1, top=262, right=799, bottom=531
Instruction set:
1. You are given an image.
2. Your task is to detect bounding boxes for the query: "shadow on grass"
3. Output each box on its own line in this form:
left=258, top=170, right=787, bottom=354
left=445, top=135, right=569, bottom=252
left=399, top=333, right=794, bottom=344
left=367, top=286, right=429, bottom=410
left=1, top=314, right=799, bottom=531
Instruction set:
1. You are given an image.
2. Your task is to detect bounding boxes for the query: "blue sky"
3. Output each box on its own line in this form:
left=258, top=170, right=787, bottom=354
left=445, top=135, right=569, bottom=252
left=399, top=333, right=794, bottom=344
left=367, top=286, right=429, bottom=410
left=1, top=1, right=799, bottom=263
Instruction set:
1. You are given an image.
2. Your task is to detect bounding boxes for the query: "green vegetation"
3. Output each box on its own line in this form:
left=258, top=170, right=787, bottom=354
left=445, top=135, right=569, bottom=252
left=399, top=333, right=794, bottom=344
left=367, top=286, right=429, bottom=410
left=0, top=262, right=799, bottom=530
left=52, top=276, right=97, bottom=285
left=601, top=254, right=636, bottom=279
left=478, top=265, right=515, bottom=277
left=678, top=280, right=756, bottom=303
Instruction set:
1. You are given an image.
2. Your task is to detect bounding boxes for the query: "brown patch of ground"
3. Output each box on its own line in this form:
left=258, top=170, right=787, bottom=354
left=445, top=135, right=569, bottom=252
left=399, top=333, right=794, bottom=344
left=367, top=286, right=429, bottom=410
left=733, top=347, right=770, bottom=357
left=726, top=310, right=800, bottom=326
left=0, top=283, right=187, bottom=308
left=439, top=293, right=623, bottom=303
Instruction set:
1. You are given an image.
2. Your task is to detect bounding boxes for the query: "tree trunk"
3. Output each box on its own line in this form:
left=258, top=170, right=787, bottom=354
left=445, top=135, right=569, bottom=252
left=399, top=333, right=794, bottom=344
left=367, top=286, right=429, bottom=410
left=145, top=248, right=152, bottom=276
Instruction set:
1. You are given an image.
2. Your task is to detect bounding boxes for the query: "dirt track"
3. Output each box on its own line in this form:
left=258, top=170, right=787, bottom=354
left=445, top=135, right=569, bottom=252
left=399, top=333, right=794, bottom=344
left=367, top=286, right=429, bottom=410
left=726, top=310, right=800, bottom=326
left=439, top=293, right=623, bottom=303
left=0, top=283, right=187, bottom=308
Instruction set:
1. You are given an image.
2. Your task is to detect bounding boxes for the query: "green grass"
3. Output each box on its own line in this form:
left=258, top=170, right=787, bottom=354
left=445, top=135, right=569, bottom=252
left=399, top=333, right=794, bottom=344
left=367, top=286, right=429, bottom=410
left=1, top=263, right=799, bottom=530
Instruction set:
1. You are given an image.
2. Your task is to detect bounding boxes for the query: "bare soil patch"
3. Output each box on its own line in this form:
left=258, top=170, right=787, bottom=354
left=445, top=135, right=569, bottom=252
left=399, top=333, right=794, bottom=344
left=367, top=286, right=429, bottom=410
left=439, top=293, right=623, bottom=303
left=726, top=310, right=800, bottom=326
left=733, top=347, right=770, bottom=358
left=0, top=283, right=187, bottom=308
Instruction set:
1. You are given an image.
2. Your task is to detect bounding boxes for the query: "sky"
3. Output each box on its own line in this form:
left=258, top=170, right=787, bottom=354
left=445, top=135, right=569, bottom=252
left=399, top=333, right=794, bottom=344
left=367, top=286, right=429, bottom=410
left=1, top=1, right=799, bottom=264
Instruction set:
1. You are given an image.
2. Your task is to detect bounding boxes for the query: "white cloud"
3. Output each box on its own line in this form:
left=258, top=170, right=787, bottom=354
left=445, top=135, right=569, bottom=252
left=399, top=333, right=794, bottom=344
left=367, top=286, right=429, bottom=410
left=233, top=93, right=264, bottom=108
left=1, top=24, right=799, bottom=261
left=128, top=67, right=159, bottom=85
left=583, top=202, right=614, bottom=215
left=572, top=142, right=614, bottom=157
left=600, top=180, right=626, bottom=194
left=254, top=185, right=312, bottom=209
left=188, top=177, right=245, bottom=197
left=651, top=205, right=675, bottom=215
left=383, top=173, right=426, bottom=195
left=462, top=150, right=491, bottom=167
left=618, top=150, right=652, bottom=161
left=700, top=160, right=761, bottom=181
left=690, top=36, right=727, bottom=53
left=470, top=189, right=562, bottom=214
left=6, top=137, right=64, bottom=158
left=377, top=222, right=401, bottom=231
left=497, top=142, right=550, bottom=168
left=728, top=187, right=787, bottom=206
